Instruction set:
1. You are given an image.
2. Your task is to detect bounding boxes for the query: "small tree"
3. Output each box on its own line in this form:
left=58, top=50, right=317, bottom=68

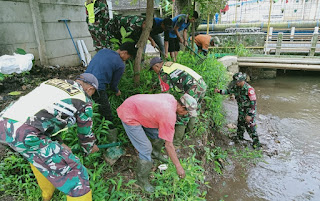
left=133, top=0, right=154, bottom=85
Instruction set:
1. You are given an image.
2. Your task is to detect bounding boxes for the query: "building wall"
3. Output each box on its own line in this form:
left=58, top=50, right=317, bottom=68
left=0, top=0, right=95, bottom=67
left=221, top=0, right=320, bottom=23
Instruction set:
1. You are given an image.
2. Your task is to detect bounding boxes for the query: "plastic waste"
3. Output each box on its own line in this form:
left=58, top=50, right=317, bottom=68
left=0, top=53, right=34, bottom=74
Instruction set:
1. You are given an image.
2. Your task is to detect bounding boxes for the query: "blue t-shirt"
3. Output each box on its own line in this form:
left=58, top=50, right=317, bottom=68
left=85, top=49, right=125, bottom=92
left=151, top=18, right=170, bottom=41
left=169, top=14, right=190, bottom=39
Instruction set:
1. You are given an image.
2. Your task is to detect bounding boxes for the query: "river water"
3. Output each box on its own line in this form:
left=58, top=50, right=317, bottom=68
left=208, top=71, right=320, bottom=201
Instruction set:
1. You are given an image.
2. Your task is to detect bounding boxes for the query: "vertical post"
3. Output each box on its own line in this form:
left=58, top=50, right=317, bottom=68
left=310, top=32, right=319, bottom=56
left=107, top=1, right=113, bottom=19
left=191, top=0, right=196, bottom=51
left=269, top=27, right=273, bottom=40
left=159, top=4, right=163, bottom=17
left=207, top=11, right=210, bottom=34
left=276, top=32, right=283, bottom=56
left=235, top=0, right=237, bottom=23
left=29, top=0, right=48, bottom=65
left=302, top=0, right=306, bottom=20
left=290, top=27, right=295, bottom=41
left=314, top=0, right=319, bottom=20
left=264, top=0, right=273, bottom=55
left=172, top=0, right=174, bottom=17
left=240, top=0, right=242, bottom=23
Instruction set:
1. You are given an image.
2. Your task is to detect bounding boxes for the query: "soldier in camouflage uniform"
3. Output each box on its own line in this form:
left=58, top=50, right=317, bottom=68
left=86, top=0, right=145, bottom=50
left=0, top=73, right=100, bottom=201
left=149, top=57, right=207, bottom=146
left=215, top=72, right=261, bottom=148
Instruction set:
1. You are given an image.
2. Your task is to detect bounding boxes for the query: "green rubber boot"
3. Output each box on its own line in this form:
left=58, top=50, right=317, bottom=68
left=151, top=139, right=168, bottom=163
left=108, top=128, right=118, bottom=142
left=186, top=117, right=196, bottom=133
left=136, top=159, right=155, bottom=193
left=173, top=124, right=186, bottom=147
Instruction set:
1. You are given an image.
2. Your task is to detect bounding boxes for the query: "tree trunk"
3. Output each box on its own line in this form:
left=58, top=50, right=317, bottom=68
left=133, top=0, right=154, bottom=85
left=191, top=0, right=196, bottom=51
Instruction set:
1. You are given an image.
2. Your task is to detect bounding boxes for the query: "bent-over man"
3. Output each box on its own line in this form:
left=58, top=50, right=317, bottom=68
left=0, top=73, right=100, bottom=200
left=117, top=93, right=197, bottom=192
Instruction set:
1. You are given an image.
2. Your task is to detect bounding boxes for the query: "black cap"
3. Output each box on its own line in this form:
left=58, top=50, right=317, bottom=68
left=163, top=18, right=173, bottom=30
left=119, top=42, right=138, bottom=58
left=192, top=11, right=199, bottom=19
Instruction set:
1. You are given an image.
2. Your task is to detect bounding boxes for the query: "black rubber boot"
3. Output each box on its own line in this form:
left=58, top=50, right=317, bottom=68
left=151, top=139, right=168, bottom=163
left=136, top=159, right=155, bottom=193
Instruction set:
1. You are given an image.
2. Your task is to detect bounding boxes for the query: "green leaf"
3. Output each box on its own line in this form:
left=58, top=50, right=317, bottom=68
left=120, top=27, right=127, bottom=39
left=15, top=48, right=27, bottom=55
left=122, top=38, right=134, bottom=43
left=110, top=38, right=119, bottom=43
left=8, top=91, right=22, bottom=96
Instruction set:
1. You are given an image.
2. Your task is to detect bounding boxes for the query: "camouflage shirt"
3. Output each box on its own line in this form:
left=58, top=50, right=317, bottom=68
left=87, top=0, right=145, bottom=50
left=159, top=62, right=201, bottom=93
left=0, top=79, right=96, bottom=153
left=221, top=82, right=257, bottom=117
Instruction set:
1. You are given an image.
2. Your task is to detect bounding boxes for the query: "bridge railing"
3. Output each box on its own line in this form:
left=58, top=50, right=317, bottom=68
left=265, top=27, right=320, bottom=56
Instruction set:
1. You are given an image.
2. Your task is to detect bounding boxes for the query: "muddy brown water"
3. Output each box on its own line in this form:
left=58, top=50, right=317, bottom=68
left=208, top=71, right=320, bottom=201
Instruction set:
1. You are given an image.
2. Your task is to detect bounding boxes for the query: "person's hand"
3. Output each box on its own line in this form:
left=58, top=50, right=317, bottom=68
left=245, top=116, right=252, bottom=124
left=176, top=166, right=185, bottom=178
left=214, top=88, right=220, bottom=93
left=165, top=54, right=168, bottom=59
left=151, top=40, right=156, bottom=47
left=61, top=143, right=72, bottom=152
left=116, top=90, right=121, bottom=96
left=179, top=38, right=184, bottom=44
left=91, top=144, right=99, bottom=153
left=183, top=41, right=188, bottom=46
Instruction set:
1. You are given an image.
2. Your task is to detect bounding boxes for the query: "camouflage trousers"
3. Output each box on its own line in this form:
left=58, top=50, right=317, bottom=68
left=237, top=109, right=260, bottom=145
left=0, top=118, right=90, bottom=197
left=176, top=78, right=207, bottom=126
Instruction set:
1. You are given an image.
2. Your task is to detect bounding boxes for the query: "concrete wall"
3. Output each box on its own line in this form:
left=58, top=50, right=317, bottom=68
left=0, top=0, right=95, bottom=67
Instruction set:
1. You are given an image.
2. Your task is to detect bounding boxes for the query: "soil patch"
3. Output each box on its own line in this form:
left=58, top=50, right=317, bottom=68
left=0, top=65, right=86, bottom=111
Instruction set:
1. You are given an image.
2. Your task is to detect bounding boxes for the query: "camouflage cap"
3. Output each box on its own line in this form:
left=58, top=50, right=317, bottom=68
left=180, top=93, right=198, bottom=117
left=231, top=72, right=247, bottom=86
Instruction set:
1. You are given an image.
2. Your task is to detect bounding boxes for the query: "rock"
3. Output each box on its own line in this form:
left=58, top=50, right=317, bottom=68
left=218, top=56, right=238, bottom=71
left=227, top=123, right=237, bottom=129
left=227, top=64, right=239, bottom=74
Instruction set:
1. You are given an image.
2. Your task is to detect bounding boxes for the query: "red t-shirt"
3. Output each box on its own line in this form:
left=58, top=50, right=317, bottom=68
left=117, top=94, right=177, bottom=142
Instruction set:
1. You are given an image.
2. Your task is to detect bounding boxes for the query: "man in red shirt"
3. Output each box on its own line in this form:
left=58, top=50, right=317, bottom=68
left=117, top=93, right=197, bottom=193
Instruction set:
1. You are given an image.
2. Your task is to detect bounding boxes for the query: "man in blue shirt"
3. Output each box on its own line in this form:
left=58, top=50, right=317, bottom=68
left=166, top=11, right=199, bottom=62
left=147, top=17, right=172, bottom=57
left=85, top=42, right=137, bottom=131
